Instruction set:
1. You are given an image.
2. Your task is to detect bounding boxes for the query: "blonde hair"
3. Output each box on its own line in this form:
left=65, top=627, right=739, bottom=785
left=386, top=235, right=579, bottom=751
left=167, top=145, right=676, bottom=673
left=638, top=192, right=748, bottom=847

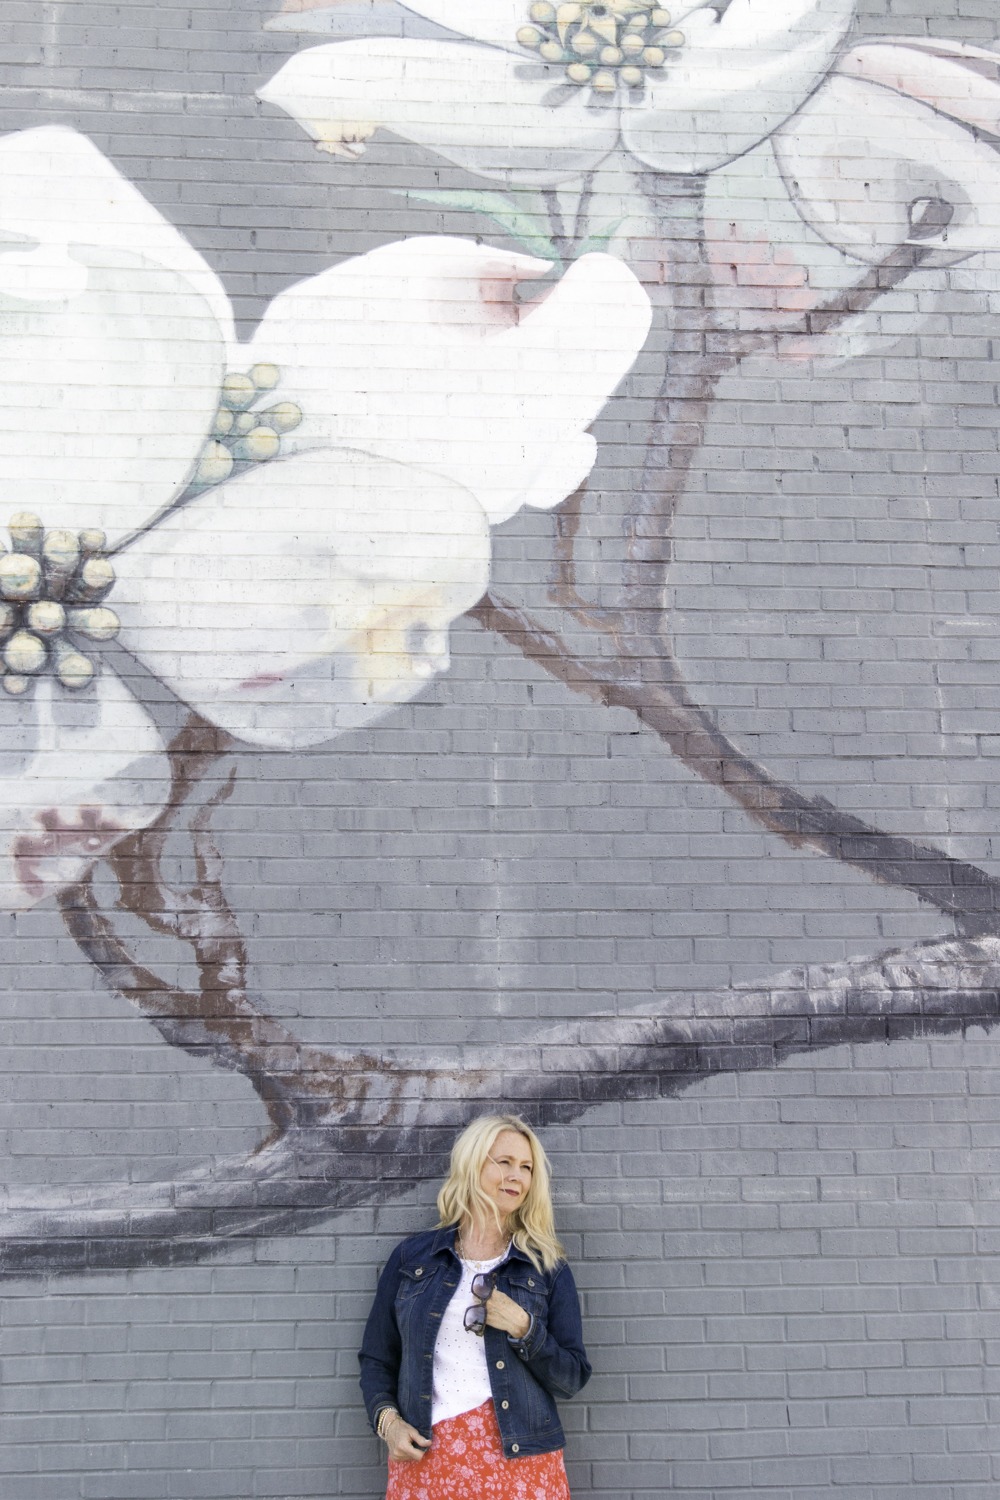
left=436, top=1113, right=565, bottom=1273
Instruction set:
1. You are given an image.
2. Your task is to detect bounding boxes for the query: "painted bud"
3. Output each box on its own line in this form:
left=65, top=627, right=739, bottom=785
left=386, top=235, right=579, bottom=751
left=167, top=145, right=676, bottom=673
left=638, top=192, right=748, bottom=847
left=530, top=1, right=556, bottom=21
left=195, top=442, right=235, bottom=487
left=517, top=25, right=542, bottom=46
left=8, top=513, right=43, bottom=556
left=67, top=556, right=115, bottom=604
left=540, top=40, right=563, bottom=60
left=260, top=401, right=302, bottom=434
left=3, top=630, right=47, bottom=675
left=233, top=427, right=280, bottom=463
left=600, top=45, right=623, bottom=64
left=250, top=362, right=280, bottom=391
left=0, top=553, right=42, bottom=601
left=591, top=68, right=617, bottom=91
left=1, top=674, right=29, bottom=696
left=566, top=61, right=593, bottom=82
left=67, top=606, right=120, bottom=642
left=78, top=529, right=107, bottom=555
left=620, top=64, right=643, bottom=85
left=220, top=373, right=257, bottom=410
left=26, top=601, right=66, bottom=637
left=53, top=640, right=95, bottom=690
left=42, top=529, right=81, bottom=586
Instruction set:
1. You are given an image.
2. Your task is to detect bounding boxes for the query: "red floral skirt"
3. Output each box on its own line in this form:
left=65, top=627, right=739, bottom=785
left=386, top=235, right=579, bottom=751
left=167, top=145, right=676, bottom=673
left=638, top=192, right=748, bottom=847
left=385, top=1399, right=571, bottom=1500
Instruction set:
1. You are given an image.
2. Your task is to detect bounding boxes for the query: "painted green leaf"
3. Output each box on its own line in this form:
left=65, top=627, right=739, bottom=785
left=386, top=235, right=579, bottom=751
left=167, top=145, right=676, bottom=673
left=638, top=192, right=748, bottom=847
left=397, top=188, right=560, bottom=262
left=575, top=219, right=627, bottom=257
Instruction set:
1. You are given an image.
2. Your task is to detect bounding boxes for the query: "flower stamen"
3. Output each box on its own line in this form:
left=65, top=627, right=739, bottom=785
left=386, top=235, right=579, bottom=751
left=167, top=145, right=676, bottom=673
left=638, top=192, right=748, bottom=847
left=519, top=0, right=684, bottom=95
left=192, top=363, right=303, bottom=491
left=0, top=515, right=119, bottom=696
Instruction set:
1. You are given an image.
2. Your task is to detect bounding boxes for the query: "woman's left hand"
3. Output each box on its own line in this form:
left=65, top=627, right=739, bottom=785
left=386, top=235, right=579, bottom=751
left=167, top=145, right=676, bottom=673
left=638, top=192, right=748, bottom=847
left=484, top=1288, right=531, bottom=1340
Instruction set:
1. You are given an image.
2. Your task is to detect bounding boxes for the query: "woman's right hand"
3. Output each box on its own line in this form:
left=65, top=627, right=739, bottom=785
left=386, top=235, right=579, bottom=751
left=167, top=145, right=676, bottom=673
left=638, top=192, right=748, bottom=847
left=384, top=1414, right=432, bottom=1462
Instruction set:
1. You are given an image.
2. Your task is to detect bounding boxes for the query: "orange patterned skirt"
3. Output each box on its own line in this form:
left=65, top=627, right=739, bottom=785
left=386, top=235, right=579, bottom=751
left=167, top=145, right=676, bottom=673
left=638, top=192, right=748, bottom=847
left=385, top=1399, right=571, bottom=1500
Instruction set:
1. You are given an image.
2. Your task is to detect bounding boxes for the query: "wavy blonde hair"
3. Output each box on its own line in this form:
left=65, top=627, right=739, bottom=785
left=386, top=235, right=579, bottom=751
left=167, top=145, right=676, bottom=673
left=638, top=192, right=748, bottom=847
left=436, top=1113, right=565, bottom=1272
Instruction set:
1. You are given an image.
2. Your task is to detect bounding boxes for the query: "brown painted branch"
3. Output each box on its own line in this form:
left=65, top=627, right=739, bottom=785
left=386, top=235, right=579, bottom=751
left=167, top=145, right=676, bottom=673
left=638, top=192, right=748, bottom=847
left=734, top=242, right=932, bottom=360
left=471, top=592, right=1000, bottom=934
left=5, top=929, right=998, bottom=1276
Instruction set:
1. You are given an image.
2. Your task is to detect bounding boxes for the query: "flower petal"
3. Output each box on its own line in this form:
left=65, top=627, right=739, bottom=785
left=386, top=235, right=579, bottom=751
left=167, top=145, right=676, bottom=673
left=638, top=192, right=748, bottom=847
left=0, top=674, right=170, bottom=911
left=0, top=127, right=227, bottom=543
left=0, top=128, right=233, bottom=343
left=258, top=39, right=618, bottom=184
left=773, top=74, right=1000, bottom=264
left=244, top=237, right=651, bottom=524
left=621, top=0, right=855, bottom=174
left=835, top=38, right=1000, bottom=138
left=113, top=449, right=491, bottom=748
left=397, top=0, right=525, bottom=50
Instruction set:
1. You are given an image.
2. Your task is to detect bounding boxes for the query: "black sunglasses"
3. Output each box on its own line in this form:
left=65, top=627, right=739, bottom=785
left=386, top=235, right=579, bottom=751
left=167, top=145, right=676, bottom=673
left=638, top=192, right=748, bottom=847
left=463, top=1272, right=497, bottom=1336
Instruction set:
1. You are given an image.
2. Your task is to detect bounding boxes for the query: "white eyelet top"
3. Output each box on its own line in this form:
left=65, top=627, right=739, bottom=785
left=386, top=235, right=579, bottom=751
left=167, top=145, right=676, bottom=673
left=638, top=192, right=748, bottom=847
left=431, top=1247, right=508, bottom=1427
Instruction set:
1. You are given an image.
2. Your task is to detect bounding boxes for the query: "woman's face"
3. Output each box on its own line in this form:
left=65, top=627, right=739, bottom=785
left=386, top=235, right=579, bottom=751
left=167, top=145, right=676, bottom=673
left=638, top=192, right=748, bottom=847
left=479, top=1129, right=534, bottom=1218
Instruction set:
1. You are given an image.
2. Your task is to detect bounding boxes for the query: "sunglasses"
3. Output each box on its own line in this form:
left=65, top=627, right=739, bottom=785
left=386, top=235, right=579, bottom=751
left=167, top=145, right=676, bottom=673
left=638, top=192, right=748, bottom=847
left=463, top=1272, right=496, bottom=1337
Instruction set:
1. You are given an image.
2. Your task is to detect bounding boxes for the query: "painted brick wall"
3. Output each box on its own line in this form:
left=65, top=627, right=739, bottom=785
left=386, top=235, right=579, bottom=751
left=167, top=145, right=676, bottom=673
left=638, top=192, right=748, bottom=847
left=3, top=1, right=1000, bottom=1497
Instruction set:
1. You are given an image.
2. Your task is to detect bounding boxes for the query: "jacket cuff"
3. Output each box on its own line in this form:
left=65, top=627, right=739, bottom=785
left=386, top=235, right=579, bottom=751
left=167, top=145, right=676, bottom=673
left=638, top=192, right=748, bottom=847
left=507, top=1312, right=540, bottom=1358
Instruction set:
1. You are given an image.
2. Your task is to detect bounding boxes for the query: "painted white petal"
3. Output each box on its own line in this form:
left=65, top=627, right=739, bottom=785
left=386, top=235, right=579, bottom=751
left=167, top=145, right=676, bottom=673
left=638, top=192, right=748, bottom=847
left=0, top=674, right=170, bottom=912
left=773, top=75, right=1000, bottom=264
left=114, top=449, right=491, bottom=749
left=246, top=239, right=651, bottom=525
left=258, top=39, right=617, bottom=185
left=398, top=0, right=525, bottom=51
left=835, top=38, right=1000, bottom=138
left=621, top=0, right=854, bottom=174
left=0, top=129, right=226, bottom=543
left=0, top=128, right=234, bottom=344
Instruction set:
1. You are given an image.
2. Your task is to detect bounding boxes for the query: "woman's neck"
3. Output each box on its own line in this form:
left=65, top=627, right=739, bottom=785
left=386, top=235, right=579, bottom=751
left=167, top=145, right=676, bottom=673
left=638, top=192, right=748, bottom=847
left=457, top=1216, right=511, bottom=1261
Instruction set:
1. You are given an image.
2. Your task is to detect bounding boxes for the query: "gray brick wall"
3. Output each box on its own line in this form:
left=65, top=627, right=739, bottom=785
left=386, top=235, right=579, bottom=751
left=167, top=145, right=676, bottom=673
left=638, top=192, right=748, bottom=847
left=3, top=0, right=1000, bottom=1495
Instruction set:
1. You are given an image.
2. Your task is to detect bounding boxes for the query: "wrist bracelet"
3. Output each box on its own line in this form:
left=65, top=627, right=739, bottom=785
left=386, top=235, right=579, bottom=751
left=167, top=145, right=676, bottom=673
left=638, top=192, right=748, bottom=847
left=376, top=1407, right=400, bottom=1441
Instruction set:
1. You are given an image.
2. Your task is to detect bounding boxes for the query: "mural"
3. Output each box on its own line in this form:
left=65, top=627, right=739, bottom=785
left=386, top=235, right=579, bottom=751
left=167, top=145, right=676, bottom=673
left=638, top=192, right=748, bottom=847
left=4, top=0, right=1000, bottom=1291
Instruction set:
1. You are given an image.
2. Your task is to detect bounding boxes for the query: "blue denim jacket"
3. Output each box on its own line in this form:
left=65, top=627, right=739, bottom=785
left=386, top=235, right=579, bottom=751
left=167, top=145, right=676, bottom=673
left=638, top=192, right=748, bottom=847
left=358, top=1225, right=591, bottom=1459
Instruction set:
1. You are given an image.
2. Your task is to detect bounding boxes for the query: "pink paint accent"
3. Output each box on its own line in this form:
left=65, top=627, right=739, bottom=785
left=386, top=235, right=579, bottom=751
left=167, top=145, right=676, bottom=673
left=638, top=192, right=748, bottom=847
left=237, top=671, right=286, bottom=691
left=13, top=806, right=131, bottom=900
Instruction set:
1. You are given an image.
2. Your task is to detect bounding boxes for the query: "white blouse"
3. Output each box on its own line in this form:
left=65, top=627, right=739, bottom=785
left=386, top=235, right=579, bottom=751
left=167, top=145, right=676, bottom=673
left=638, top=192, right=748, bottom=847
left=431, top=1248, right=508, bottom=1427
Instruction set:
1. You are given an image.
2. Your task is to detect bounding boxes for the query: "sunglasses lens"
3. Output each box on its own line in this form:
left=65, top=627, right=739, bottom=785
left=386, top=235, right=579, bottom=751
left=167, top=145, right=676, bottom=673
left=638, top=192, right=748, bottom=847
left=464, top=1305, right=486, bottom=1334
left=471, top=1273, right=493, bottom=1299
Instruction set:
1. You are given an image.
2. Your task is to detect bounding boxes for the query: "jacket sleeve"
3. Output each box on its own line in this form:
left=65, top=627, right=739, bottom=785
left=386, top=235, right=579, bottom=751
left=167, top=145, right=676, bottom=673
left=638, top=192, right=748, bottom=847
left=508, top=1260, right=592, bottom=1400
left=358, top=1241, right=405, bottom=1432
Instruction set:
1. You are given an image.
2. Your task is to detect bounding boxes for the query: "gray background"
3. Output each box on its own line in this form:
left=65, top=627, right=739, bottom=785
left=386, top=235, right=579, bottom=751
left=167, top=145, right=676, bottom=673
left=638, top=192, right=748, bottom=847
left=4, top=0, right=1000, bottom=1495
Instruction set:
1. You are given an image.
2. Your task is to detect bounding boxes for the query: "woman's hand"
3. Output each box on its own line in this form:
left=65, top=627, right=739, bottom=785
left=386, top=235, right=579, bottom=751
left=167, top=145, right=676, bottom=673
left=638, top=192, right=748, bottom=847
left=384, top=1415, right=431, bottom=1463
left=484, top=1288, right=531, bottom=1340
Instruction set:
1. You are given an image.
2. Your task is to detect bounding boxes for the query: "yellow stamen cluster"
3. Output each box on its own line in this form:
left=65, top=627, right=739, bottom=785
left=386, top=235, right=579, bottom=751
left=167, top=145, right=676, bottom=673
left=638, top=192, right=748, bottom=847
left=518, top=0, right=684, bottom=93
left=0, top=515, right=120, bottom=696
left=194, top=362, right=303, bottom=489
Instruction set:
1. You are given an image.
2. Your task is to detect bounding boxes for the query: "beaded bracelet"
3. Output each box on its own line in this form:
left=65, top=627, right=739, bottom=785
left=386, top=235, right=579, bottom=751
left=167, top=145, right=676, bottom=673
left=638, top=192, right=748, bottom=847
left=376, top=1407, right=400, bottom=1442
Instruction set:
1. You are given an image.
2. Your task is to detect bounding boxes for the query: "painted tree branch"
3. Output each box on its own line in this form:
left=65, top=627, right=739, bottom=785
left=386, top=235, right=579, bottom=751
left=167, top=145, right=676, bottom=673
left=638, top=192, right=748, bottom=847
left=471, top=592, right=1000, bottom=935
left=5, top=929, right=998, bottom=1276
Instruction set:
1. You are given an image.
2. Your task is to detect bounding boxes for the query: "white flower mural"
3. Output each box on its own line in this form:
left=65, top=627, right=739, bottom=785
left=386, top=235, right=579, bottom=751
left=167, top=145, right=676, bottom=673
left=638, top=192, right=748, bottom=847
left=259, top=4, right=1000, bottom=263
left=0, top=125, right=651, bottom=911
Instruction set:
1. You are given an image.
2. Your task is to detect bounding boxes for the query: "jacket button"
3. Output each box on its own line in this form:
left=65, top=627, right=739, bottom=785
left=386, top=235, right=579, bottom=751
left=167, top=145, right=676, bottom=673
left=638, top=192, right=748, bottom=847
left=501, top=1400, right=509, bottom=1410
left=495, top=1360, right=505, bottom=1370
left=528, top=1279, right=535, bottom=1288
left=512, top=1444, right=519, bottom=1453
left=414, top=1267, right=423, bottom=1277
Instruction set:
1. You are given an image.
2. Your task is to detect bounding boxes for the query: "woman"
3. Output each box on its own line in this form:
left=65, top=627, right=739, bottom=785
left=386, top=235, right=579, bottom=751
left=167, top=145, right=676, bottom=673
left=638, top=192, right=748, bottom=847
left=359, top=1113, right=591, bottom=1499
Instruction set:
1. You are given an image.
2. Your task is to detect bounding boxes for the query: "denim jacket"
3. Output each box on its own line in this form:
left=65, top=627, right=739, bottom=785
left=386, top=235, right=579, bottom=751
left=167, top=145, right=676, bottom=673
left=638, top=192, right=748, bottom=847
left=358, top=1225, right=591, bottom=1459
